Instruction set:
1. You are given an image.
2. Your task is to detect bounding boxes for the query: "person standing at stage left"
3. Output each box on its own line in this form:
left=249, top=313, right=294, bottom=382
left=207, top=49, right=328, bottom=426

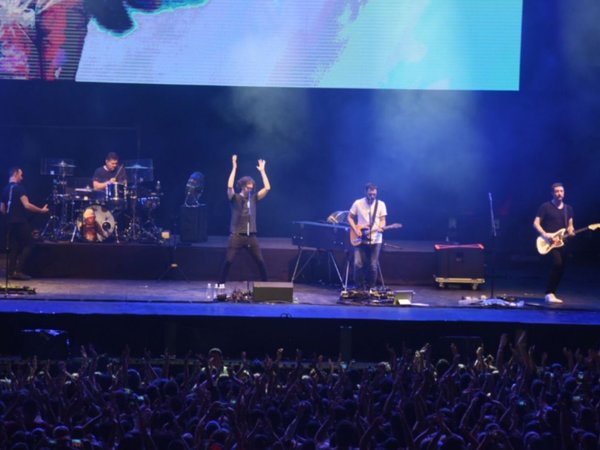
left=533, top=182, right=574, bottom=304
left=0, top=167, right=49, bottom=280
left=93, top=152, right=128, bottom=192
left=217, top=154, right=270, bottom=284
left=347, top=182, right=387, bottom=291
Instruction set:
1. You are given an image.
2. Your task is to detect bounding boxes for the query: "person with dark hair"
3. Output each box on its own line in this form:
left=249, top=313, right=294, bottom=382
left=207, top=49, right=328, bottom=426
left=217, top=154, right=270, bottom=284
left=533, top=182, right=574, bottom=304
left=0, top=167, right=49, bottom=280
left=347, top=182, right=387, bottom=290
left=92, top=152, right=128, bottom=192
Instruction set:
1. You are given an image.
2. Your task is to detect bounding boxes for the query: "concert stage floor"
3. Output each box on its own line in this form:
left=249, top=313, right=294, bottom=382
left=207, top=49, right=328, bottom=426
left=1, top=237, right=599, bottom=361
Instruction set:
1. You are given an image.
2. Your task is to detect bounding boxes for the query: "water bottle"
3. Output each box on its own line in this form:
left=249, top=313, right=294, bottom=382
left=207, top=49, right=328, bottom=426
left=217, top=283, right=226, bottom=301
left=206, top=283, right=214, bottom=301
left=156, top=180, right=161, bottom=193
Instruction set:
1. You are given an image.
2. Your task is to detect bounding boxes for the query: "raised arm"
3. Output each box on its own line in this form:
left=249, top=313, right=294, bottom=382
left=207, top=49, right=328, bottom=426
left=256, top=159, right=271, bottom=200
left=227, top=154, right=238, bottom=200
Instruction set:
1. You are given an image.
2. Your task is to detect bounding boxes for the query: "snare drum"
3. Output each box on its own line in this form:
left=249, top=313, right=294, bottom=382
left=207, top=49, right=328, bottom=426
left=77, top=205, right=115, bottom=242
left=105, top=183, right=127, bottom=206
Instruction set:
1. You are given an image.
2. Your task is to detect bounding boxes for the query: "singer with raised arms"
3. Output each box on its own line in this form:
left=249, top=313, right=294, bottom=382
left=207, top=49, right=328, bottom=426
left=1, top=167, right=49, bottom=280
left=217, top=154, right=271, bottom=284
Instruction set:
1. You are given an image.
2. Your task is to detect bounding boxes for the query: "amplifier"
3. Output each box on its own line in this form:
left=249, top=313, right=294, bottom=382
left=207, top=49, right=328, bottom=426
left=253, top=282, right=294, bottom=303
left=434, top=244, right=485, bottom=280
left=291, top=221, right=350, bottom=251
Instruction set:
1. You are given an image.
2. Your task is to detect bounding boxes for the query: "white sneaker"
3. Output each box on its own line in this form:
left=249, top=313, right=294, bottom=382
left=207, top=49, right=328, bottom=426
left=544, top=293, right=563, bottom=304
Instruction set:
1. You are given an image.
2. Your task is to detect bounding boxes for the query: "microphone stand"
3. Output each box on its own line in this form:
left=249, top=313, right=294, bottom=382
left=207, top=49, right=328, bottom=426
left=488, top=192, right=499, bottom=300
left=3, top=216, right=10, bottom=298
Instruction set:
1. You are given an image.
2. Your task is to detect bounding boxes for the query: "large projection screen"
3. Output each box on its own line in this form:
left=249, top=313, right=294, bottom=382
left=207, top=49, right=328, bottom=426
left=1, top=0, right=522, bottom=90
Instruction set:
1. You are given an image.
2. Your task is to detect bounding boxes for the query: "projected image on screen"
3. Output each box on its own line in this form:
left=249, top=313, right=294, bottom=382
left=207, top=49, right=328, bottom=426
left=1, top=0, right=522, bottom=90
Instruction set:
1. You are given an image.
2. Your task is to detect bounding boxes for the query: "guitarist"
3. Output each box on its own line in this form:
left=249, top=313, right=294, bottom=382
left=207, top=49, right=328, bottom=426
left=533, top=182, right=574, bottom=304
left=347, top=183, right=387, bottom=291
left=0, top=167, right=49, bottom=280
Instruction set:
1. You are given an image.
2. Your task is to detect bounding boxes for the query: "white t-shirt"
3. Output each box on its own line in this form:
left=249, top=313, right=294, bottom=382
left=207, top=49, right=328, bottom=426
left=349, top=197, right=387, bottom=244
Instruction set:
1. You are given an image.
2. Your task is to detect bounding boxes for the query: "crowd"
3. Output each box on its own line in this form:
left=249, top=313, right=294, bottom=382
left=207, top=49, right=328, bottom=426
left=1, top=331, right=600, bottom=449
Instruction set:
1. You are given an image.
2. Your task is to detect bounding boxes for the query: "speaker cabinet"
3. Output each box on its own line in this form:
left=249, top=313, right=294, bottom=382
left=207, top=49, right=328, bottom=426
left=252, top=282, right=294, bottom=303
left=180, top=205, right=207, bottom=242
left=435, top=244, right=485, bottom=278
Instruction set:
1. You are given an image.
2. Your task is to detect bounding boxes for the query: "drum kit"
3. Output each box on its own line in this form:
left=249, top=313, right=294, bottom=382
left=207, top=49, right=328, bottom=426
left=40, top=159, right=163, bottom=243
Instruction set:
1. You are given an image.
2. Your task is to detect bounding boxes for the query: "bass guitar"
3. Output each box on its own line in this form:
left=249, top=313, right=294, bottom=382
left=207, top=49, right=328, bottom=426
left=350, top=223, right=402, bottom=247
left=536, top=223, right=600, bottom=255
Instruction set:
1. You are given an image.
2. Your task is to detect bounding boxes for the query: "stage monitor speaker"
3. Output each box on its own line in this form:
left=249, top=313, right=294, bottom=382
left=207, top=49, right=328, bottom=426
left=253, top=282, right=294, bottom=303
left=435, top=244, right=485, bottom=278
left=180, top=205, right=207, bottom=242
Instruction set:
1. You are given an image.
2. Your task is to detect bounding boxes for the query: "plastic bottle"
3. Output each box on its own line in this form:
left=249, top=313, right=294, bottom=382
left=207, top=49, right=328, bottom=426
left=217, top=283, right=226, bottom=300
left=206, top=283, right=214, bottom=301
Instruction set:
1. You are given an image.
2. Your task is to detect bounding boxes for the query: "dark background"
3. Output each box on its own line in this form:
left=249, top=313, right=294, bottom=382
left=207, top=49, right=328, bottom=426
left=1, top=0, right=599, bottom=258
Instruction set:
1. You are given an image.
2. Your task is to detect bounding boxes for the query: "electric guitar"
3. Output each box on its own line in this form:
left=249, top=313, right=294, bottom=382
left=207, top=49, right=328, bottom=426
left=536, top=223, right=600, bottom=255
left=350, top=223, right=402, bottom=246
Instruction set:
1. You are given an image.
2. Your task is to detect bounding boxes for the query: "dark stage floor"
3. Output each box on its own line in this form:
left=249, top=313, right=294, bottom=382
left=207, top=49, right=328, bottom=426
left=1, top=263, right=599, bottom=325
left=1, top=237, right=599, bottom=360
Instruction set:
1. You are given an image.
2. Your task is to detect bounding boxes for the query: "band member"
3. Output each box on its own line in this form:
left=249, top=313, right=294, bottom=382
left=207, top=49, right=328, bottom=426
left=533, top=182, right=574, bottom=304
left=347, top=183, right=387, bottom=290
left=217, top=155, right=270, bottom=284
left=0, top=167, right=49, bottom=280
left=92, top=152, right=128, bottom=191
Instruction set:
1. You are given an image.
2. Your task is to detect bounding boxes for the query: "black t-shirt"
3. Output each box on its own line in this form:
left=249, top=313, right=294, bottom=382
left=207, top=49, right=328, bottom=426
left=92, top=166, right=127, bottom=185
left=1, top=182, right=28, bottom=224
left=229, top=193, right=258, bottom=234
left=536, top=201, right=573, bottom=233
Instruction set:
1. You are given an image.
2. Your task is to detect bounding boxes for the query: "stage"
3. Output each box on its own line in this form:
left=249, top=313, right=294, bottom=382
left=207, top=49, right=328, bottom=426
left=0, top=236, right=600, bottom=360
left=1, top=236, right=599, bottom=362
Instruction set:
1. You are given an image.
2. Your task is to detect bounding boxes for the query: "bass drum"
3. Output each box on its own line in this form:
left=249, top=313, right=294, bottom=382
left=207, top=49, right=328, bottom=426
left=77, top=205, right=115, bottom=242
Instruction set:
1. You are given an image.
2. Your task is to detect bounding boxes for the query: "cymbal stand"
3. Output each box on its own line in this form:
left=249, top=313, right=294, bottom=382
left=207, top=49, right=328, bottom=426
left=142, top=207, right=163, bottom=242
left=125, top=184, right=140, bottom=241
left=40, top=177, right=69, bottom=241
left=125, top=189, right=162, bottom=243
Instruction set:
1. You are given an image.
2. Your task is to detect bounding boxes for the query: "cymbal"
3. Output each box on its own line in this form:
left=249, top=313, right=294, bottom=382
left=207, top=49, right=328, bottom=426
left=125, top=163, right=150, bottom=170
left=75, top=187, right=93, bottom=193
left=51, top=161, right=76, bottom=168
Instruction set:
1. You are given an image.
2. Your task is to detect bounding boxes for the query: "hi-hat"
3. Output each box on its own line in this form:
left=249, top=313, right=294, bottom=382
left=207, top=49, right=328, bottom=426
left=51, top=161, right=76, bottom=168
left=125, top=163, right=149, bottom=170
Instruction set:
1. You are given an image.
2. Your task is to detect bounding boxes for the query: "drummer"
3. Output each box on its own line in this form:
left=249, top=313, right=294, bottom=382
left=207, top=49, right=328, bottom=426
left=92, top=152, right=128, bottom=192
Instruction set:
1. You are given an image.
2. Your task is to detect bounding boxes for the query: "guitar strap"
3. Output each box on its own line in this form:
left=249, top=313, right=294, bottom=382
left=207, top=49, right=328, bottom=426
left=368, top=200, right=379, bottom=244
left=563, top=204, right=569, bottom=228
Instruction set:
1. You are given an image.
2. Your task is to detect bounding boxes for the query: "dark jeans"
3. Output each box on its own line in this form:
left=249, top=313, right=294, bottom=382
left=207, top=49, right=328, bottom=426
left=545, top=247, right=566, bottom=295
left=218, top=233, right=268, bottom=284
left=7, top=222, right=34, bottom=274
left=353, top=243, right=381, bottom=289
